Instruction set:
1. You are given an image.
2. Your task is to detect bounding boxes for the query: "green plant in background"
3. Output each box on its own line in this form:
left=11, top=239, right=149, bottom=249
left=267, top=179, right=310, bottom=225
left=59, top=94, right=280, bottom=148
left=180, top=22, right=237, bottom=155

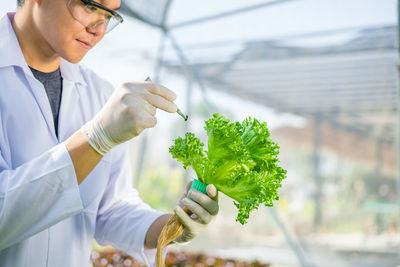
left=169, top=113, right=287, bottom=224
left=136, top=167, right=184, bottom=212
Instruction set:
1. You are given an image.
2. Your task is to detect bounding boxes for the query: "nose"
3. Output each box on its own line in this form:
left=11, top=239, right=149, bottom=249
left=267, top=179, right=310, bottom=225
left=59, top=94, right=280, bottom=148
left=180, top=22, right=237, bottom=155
left=86, top=21, right=106, bottom=37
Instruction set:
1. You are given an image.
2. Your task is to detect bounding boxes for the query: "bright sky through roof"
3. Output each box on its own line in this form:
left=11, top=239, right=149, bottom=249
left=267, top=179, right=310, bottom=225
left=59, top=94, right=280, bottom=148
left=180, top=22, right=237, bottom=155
left=1, top=0, right=396, bottom=37
left=167, top=0, right=396, bottom=45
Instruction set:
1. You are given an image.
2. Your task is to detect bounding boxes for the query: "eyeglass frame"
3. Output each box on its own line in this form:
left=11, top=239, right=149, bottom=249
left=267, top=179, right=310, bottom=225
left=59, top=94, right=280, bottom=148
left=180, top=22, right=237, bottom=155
left=79, top=0, right=124, bottom=26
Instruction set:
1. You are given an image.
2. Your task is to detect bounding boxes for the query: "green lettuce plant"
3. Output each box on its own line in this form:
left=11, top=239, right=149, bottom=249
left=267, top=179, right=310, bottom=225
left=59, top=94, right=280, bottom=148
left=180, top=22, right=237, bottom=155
left=169, top=113, right=287, bottom=224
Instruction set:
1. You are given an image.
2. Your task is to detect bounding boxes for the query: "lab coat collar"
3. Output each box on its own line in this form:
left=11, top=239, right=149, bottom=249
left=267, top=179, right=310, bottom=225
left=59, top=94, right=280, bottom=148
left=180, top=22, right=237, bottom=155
left=0, top=13, right=27, bottom=70
left=59, top=59, right=87, bottom=86
left=0, top=12, right=87, bottom=87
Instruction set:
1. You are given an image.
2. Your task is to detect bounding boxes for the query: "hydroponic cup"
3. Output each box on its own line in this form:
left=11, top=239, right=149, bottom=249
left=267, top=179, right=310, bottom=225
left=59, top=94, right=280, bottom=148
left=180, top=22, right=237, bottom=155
left=188, top=179, right=207, bottom=199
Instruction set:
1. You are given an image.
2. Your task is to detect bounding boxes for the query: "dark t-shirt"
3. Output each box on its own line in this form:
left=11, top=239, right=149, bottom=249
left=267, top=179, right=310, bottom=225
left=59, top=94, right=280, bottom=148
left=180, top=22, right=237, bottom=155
left=29, top=66, right=63, bottom=138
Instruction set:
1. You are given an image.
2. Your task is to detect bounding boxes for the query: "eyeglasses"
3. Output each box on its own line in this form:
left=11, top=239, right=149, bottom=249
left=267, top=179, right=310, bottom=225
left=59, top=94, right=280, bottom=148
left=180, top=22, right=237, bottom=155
left=67, top=0, right=124, bottom=34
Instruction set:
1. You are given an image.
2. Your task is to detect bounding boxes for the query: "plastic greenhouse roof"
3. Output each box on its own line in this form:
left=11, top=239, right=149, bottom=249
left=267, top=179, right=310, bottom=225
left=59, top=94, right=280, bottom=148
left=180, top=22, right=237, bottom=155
left=119, top=0, right=398, bottom=145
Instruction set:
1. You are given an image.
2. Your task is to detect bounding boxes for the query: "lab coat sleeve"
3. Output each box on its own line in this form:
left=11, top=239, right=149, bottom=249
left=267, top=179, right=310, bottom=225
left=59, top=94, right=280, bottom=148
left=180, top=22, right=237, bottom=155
left=0, top=143, right=84, bottom=250
left=94, top=142, right=167, bottom=266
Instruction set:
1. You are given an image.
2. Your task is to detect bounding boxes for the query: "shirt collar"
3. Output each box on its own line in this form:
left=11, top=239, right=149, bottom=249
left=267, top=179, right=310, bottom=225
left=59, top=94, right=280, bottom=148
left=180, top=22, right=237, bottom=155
left=60, top=58, right=87, bottom=86
left=0, top=12, right=87, bottom=86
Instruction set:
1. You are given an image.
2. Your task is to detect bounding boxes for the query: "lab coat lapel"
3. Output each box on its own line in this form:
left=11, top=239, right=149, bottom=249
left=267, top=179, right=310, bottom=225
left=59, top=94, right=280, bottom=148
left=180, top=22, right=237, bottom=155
left=24, top=69, right=58, bottom=143
left=58, top=59, right=88, bottom=142
left=57, top=79, right=83, bottom=142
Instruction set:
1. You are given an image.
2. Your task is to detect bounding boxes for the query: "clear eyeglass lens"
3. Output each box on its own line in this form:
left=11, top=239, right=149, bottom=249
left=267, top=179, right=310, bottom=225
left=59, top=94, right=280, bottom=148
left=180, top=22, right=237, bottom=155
left=68, top=0, right=120, bottom=33
left=106, top=17, right=119, bottom=33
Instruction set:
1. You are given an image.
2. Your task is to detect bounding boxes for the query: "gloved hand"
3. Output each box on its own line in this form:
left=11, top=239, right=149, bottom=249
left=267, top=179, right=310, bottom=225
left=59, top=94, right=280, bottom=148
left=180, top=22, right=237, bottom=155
left=173, top=181, right=219, bottom=244
left=81, top=81, right=177, bottom=155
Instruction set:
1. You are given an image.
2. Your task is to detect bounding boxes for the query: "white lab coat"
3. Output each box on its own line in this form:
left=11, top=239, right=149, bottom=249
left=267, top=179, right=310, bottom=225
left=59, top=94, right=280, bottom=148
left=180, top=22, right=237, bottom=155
left=0, top=13, right=165, bottom=267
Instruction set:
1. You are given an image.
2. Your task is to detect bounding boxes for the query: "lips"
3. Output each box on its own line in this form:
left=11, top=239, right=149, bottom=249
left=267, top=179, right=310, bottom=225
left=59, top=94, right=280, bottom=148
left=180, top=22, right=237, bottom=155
left=76, top=39, right=93, bottom=49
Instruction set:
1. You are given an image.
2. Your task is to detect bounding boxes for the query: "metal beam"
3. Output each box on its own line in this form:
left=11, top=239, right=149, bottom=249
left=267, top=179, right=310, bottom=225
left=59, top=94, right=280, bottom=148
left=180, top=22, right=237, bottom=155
left=269, top=207, right=312, bottom=267
left=203, top=76, right=396, bottom=145
left=120, top=2, right=164, bottom=29
left=133, top=0, right=174, bottom=186
left=170, top=0, right=300, bottom=30
left=165, top=31, right=216, bottom=113
left=171, top=24, right=394, bottom=49
left=183, top=78, right=194, bottom=186
left=313, top=115, right=322, bottom=233
left=161, top=0, right=173, bottom=26
left=396, top=0, right=400, bottom=263
left=134, top=32, right=168, bottom=187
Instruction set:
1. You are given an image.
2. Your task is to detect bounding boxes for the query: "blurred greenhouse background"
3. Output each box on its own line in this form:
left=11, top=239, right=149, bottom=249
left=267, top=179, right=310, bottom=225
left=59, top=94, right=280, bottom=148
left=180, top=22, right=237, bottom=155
left=1, top=0, right=398, bottom=266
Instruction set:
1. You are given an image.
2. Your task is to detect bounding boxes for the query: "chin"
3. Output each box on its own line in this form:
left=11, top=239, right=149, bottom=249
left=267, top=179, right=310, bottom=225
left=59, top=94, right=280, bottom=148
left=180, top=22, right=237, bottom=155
left=67, top=57, right=84, bottom=64
left=62, top=52, right=87, bottom=64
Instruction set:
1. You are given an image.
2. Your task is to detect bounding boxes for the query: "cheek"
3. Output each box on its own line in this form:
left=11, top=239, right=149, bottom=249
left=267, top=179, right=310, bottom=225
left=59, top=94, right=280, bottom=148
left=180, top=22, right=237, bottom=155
left=37, top=10, right=78, bottom=46
left=63, top=39, right=90, bottom=63
left=46, top=21, right=89, bottom=62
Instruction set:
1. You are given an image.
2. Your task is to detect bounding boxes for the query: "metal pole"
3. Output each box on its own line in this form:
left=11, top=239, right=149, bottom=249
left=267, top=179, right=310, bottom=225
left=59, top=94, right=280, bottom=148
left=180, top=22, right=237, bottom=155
left=269, top=207, right=311, bottom=267
left=133, top=1, right=174, bottom=187
left=396, top=0, right=400, bottom=262
left=375, top=139, right=383, bottom=175
left=170, top=0, right=299, bottom=30
left=134, top=32, right=167, bottom=187
left=161, top=0, right=173, bottom=24
left=165, top=31, right=216, bottom=113
left=313, top=115, right=322, bottom=233
left=182, top=79, right=193, bottom=186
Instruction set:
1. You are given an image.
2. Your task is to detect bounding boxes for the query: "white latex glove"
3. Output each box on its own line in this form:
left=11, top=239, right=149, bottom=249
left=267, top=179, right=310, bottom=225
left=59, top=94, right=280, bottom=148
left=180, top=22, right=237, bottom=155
left=81, top=81, right=177, bottom=155
left=173, top=181, right=219, bottom=244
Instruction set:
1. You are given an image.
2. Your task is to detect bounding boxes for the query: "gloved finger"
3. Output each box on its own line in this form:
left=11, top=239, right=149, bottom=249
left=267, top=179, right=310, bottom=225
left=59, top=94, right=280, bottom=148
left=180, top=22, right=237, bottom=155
left=188, top=189, right=219, bottom=216
left=145, top=103, right=157, bottom=116
left=143, top=82, right=177, bottom=102
left=174, top=231, right=192, bottom=244
left=138, top=112, right=157, bottom=129
left=182, top=197, right=212, bottom=224
left=206, top=184, right=218, bottom=200
left=178, top=181, right=194, bottom=209
left=142, top=93, right=177, bottom=113
left=185, top=180, right=193, bottom=194
left=174, top=205, right=202, bottom=230
left=174, top=228, right=196, bottom=244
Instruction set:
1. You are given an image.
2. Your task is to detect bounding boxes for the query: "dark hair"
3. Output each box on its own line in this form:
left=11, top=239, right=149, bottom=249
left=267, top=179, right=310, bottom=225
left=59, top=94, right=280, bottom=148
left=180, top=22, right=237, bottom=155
left=17, top=0, right=25, bottom=7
